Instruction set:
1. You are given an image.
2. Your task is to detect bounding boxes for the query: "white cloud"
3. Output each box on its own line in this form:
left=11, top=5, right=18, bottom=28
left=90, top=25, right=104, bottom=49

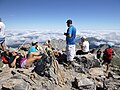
left=5, top=30, right=120, bottom=47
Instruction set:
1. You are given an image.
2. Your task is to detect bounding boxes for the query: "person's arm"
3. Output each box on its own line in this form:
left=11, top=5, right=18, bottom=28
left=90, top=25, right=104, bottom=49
left=68, top=34, right=72, bottom=37
left=64, top=27, right=72, bottom=37
left=64, top=32, right=71, bottom=37
left=64, top=32, right=68, bottom=36
left=67, top=27, right=72, bottom=37
left=11, top=56, right=19, bottom=67
left=81, top=41, right=85, bottom=50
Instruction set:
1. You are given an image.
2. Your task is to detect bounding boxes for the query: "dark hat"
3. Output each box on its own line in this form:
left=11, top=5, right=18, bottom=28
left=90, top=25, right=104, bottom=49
left=66, top=19, right=72, bottom=24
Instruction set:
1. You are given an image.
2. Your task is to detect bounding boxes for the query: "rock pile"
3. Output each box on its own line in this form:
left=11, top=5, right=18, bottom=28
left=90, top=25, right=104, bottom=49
left=0, top=52, right=120, bottom=90
left=0, top=40, right=120, bottom=90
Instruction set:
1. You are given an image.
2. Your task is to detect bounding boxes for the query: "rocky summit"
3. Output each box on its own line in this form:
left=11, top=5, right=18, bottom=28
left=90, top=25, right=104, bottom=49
left=0, top=40, right=120, bottom=90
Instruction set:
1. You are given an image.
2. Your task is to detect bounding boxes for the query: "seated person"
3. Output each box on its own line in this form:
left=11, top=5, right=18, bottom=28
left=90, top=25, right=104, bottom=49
left=53, top=50, right=61, bottom=60
left=76, top=36, right=89, bottom=55
left=8, top=48, right=42, bottom=68
left=57, top=48, right=67, bottom=64
left=27, top=40, right=40, bottom=59
left=43, top=40, right=54, bottom=50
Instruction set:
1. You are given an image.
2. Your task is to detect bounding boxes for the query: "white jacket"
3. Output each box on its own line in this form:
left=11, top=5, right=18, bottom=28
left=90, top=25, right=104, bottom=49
left=0, top=22, right=5, bottom=38
left=82, top=40, right=89, bottom=52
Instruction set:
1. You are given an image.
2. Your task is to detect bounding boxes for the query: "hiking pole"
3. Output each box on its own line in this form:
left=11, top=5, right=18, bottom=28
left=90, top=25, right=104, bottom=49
left=22, top=78, right=32, bottom=86
left=30, top=74, right=36, bottom=84
left=112, top=47, right=120, bottom=58
left=114, top=51, right=120, bottom=58
left=17, top=70, right=29, bottom=77
left=17, top=39, right=28, bottom=52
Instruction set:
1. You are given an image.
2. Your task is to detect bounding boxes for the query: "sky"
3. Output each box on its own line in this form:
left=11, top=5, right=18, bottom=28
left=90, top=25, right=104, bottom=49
left=0, top=0, right=120, bottom=32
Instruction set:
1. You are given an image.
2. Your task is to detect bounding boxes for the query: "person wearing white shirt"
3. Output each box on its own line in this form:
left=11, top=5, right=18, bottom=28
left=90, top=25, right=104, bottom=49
left=0, top=18, right=6, bottom=51
left=82, top=39, right=89, bottom=52
left=76, top=36, right=89, bottom=55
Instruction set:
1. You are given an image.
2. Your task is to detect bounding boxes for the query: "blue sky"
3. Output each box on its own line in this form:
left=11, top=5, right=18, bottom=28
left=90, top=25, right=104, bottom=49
left=0, top=0, right=120, bottom=32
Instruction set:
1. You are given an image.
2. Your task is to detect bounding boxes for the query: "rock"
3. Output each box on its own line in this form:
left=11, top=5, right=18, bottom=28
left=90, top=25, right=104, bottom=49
left=1, top=40, right=120, bottom=90
left=107, top=72, right=114, bottom=79
left=74, top=54, right=101, bottom=69
left=0, top=69, right=13, bottom=83
left=89, top=68, right=104, bottom=77
left=51, top=39, right=66, bottom=50
left=0, top=69, right=2, bottom=73
left=0, top=61, right=3, bottom=68
left=73, top=62, right=81, bottom=67
left=49, top=67, right=58, bottom=84
left=74, top=66, right=86, bottom=74
left=74, top=77, right=94, bottom=88
left=113, top=75, right=120, bottom=80
left=2, top=79, right=28, bottom=90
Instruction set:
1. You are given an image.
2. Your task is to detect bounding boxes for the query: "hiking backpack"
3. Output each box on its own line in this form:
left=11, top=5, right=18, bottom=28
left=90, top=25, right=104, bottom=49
left=103, top=48, right=113, bottom=60
left=1, top=52, right=11, bottom=64
left=34, top=54, right=52, bottom=76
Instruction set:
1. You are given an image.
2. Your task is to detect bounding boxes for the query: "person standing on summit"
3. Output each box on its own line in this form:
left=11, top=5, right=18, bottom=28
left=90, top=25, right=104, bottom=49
left=102, top=43, right=114, bottom=72
left=0, top=18, right=6, bottom=51
left=64, top=19, right=76, bottom=65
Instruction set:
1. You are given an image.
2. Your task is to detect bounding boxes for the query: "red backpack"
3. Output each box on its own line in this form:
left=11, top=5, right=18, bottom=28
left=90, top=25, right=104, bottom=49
left=103, top=48, right=113, bottom=60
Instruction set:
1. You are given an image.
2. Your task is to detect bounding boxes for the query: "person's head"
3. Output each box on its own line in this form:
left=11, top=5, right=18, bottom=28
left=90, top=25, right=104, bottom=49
left=32, top=40, right=38, bottom=47
left=81, top=36, right=86, bottom=42
left=98, top=49, right=101, bottom=51
left=48, top=40, right=51, bottom=44
left=108, top=43, right=113, bottom=48
left=9, top=48, right=18, bottom=56
left=66, top=19, right=72, bottom=27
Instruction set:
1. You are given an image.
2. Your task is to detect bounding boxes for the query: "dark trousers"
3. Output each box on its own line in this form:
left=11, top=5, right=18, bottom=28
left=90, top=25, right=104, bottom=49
left=76, top=50, right=89, bottom=55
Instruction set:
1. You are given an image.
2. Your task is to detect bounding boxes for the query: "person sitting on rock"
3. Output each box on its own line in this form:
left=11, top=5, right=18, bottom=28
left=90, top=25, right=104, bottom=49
left=76, top=36, right=89, bottom=55
left=27, top=40, right=40, bottom=59
left=43, top=40, right=54, bottom=50
left=53, top=50, right=61, bottom=59
left=57, top=48, right=67, bottom=64
left=8, top=48, right=42, bottom=68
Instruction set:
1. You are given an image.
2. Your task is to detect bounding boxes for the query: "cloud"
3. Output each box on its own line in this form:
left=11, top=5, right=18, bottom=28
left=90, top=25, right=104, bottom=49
left=5, top=30, right=120, bottom=47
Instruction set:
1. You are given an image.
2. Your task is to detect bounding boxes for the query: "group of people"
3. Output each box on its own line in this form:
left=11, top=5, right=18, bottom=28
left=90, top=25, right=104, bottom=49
left=1, top=40, right=42, bottom=68
left=0, top=18, right=114, bottom=72
left=64, top=19, right=114, bottom=72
